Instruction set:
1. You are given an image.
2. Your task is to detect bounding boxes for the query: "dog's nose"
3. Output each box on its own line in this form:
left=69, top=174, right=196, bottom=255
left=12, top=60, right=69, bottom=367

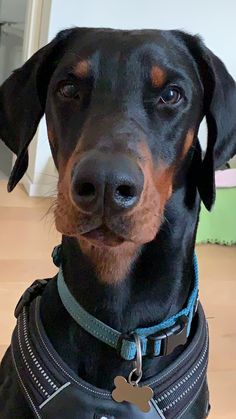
left=71, top=151, right=144, bottom=214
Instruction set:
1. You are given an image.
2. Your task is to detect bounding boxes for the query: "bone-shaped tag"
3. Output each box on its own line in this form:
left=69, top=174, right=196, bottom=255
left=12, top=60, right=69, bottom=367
left=112, top=376, right=154, bottom=413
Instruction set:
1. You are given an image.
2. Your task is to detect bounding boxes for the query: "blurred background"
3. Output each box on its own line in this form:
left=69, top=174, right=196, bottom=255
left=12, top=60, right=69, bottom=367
left=0, top=1, right=235, bottom=418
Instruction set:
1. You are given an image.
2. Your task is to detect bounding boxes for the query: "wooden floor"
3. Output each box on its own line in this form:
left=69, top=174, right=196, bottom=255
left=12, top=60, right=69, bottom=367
left=0, top=180, right=235, bottom=418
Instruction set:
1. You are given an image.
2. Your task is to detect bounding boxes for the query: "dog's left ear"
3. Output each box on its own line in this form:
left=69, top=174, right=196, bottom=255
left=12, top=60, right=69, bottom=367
left=182, top=34, right=236, bottom=210
left=0, top=28, right=75, bottom=192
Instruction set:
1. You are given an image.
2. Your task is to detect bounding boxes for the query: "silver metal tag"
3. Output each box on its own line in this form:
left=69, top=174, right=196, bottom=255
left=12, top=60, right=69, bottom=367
left=112, top=375, right=154, bottom=413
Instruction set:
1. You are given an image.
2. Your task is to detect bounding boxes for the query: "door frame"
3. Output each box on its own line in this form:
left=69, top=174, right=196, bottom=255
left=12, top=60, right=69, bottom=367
left=14, top=0, right=52, bottom=194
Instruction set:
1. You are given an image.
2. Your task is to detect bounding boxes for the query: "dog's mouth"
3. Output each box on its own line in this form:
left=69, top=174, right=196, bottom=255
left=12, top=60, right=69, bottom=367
left=81, top=224, right=125, bottom=247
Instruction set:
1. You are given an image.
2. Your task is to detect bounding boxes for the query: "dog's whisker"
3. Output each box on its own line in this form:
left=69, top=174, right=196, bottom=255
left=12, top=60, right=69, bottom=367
left=41, top=199, right=58, bottom=222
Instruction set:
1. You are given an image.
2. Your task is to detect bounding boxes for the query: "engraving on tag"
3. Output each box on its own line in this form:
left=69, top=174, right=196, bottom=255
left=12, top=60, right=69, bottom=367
left=112, top=376, right=154, bottom=413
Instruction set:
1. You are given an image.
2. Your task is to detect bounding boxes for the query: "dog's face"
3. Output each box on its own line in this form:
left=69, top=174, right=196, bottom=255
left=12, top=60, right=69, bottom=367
left=46, top=30, right=202, bottom=250
left=0, top=28, right=236, bottom=281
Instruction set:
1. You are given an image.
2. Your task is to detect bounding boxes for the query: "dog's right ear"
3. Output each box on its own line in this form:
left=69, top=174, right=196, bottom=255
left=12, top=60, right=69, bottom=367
left=174, top=31, right=236, bottom=210
left=0, top=28, right=75, bottom=192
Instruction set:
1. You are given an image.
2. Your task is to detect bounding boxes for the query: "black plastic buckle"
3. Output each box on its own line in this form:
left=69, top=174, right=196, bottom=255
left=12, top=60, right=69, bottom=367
left=147, top=315, right=188, bottom=357
left=14, top=279, right=49, bottom=318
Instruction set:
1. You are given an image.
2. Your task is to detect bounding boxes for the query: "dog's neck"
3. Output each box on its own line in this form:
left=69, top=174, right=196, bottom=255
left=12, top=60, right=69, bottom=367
left=40, top=186, right=200, bottom=390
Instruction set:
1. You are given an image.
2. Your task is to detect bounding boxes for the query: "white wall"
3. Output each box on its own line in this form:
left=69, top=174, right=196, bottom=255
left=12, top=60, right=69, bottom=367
left=1, top=0, right=27, bottom=23
left=26, top=0, right=236, bottom=195
left=48, top=0, right=236, bottom=78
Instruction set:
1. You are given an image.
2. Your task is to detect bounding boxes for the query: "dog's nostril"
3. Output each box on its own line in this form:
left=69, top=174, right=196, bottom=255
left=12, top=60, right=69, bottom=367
left=77, top=182, right=96, bottom=198
left=115, top=184, right=136, bottom=200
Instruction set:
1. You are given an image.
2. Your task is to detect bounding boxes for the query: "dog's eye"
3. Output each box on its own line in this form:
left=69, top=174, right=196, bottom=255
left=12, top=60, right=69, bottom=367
left=58, top=83, right=80, bottom=99
left=159, top=86, right=182, bottom=105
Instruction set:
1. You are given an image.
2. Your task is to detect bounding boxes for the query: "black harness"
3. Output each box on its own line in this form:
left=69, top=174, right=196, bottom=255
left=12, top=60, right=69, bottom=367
left=11, top=278, right=209, bottom=419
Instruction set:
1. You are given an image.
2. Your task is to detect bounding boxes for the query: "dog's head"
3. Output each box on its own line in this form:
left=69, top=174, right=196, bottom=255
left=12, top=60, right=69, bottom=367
left=1, top=28, right=236, bottom=281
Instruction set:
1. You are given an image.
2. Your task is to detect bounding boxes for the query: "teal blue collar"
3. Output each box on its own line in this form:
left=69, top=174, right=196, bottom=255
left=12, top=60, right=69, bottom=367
left=56, top=251, right=199, bottom=361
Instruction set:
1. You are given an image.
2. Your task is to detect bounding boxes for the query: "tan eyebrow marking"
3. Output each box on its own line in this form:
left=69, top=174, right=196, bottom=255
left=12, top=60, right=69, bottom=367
left=151, top=66, right=166, bottom=88
left=74, top=60, right=90, bottom=78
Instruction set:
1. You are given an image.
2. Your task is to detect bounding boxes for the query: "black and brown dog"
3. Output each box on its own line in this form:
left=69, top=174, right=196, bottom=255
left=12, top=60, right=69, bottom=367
left=0, top=28, right=236, bottom=419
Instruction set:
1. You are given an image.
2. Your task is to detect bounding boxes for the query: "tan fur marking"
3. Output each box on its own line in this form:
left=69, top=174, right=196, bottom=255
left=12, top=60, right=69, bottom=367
left=78, top=237, right=139, bottom=284
left=155, top=164, right=174, bottom=204
left=182, top=129, right=194, bottom=159
left=151, top=66, right=166, bottom=88
left=47, top=127, right=55, bottom=143
left=74, top=60, right=90, bottom=78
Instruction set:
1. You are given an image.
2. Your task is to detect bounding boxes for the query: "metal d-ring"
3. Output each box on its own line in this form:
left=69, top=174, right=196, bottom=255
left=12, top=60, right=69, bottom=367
left=128, top=333, right=143, bottom=386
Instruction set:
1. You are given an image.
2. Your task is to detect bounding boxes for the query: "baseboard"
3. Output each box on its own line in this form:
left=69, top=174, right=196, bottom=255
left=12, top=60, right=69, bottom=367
left=22, top=173, right=57, bottom=197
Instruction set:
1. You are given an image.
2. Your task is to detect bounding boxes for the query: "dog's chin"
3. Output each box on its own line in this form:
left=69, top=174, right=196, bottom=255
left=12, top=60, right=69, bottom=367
left=81, top=225, right=125, bottom=248
left=77, top=230, right=140, bottom=283
left=56, top=215, right=161, bottom=283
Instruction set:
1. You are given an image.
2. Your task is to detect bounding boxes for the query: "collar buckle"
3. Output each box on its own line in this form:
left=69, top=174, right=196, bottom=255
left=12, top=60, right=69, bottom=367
left=147, top=315, right=188, bottom=357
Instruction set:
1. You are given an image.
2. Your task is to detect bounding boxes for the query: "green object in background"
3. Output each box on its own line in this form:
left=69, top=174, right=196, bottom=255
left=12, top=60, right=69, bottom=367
left=197, top=188, right=236, bottom=245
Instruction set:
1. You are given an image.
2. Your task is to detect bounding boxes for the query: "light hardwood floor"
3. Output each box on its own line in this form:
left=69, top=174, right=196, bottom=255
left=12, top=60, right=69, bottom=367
left=0, top=180, right=235, bottom=418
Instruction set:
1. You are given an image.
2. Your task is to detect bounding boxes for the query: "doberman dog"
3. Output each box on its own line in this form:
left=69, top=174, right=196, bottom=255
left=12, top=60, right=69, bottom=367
left=0, top=28, right=236, bottom=419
